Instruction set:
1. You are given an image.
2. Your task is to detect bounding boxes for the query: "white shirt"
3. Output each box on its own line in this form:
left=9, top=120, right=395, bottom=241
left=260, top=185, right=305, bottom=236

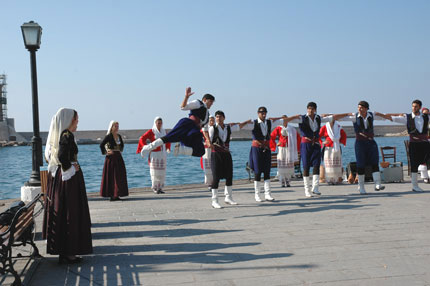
left=392, top=113, right=429, bottom=133
left=339, top=112, right=385, bottom=128
left=289, top=114, right=333, bottom=132
left=181, top=99, right=210, bottom=130
left=243, top=118, right=284, bottom=136
left=208, top=124, right=240, bottom=142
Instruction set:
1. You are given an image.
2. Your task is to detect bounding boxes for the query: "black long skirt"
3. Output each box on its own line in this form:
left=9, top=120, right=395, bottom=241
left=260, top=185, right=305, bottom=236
left=100, top=152, right=129, bottom=198
left=43, top=167, right=93, bottom=256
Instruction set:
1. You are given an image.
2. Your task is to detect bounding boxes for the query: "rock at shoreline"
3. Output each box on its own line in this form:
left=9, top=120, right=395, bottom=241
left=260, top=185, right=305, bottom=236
left=0, top=141, right=29, bottom=147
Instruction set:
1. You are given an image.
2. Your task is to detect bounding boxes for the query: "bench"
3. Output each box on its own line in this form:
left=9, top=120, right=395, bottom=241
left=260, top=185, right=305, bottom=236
left=0, top=193, right=43, bottom=286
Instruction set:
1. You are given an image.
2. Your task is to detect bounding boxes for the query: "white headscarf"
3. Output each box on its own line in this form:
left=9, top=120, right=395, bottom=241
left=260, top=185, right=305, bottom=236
left=326, top=120, right=341, bottom=152
left=107, top=120, right=118, bottom=135
left=281, top=124, right=298, bottom=162
left=44, top=108, right=75, bottom=175
left=152, top=117, right=166, bottom=139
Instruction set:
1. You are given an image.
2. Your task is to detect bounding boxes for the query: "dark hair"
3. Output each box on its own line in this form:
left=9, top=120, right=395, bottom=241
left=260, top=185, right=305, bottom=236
left=215, top=110, right=225, bottom=118
left=412, top=99, right=422, bottom=107
left=73, top=110, right=78, bottom=119
left=202, top=94, right=215, bottom=101
left=307, top=102, right=317, bottom=110
left=258, top=106, right=267, bottom=113
left=358, top=101, right=369, bottom=109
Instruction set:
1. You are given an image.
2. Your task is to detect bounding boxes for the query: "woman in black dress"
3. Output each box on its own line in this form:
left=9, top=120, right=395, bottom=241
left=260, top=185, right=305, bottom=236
left=42, top=108, right=93, bottom=264
left=99, top=121, right=129, bottom=200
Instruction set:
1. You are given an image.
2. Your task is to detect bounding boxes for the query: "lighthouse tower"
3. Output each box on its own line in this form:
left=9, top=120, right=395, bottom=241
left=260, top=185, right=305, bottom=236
left=0, top=74, right=19, bottom=142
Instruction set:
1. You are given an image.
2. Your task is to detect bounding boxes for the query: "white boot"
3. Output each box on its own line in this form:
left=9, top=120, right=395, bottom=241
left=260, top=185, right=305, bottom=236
left=173, top=143, right=193, bottom=156
left=254, top=181, right=263, bottom=202
left=418, top=165, right=427, bottom=178
left=211, top=189, right=222, bottom=208
left=358, top=174, right=366, bottom=194
left=224, top=185, right=238, bottom=205
left=372, top=172, right=385, bottom=191
left=141, top=138, right=164, bottom=157
left=303, top=176, right=312, bottom=197
left=311, top=175, right=321, bottom=195
left=264, top=180, right=275, bottom=201
left=411, top=172, right=424, bottom=192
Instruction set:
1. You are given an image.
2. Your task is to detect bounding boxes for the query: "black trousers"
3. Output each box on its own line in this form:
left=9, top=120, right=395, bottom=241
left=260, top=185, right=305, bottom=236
left=409, top=141, right=430, bottom=173
left=211, top=152, right=233, bottom=189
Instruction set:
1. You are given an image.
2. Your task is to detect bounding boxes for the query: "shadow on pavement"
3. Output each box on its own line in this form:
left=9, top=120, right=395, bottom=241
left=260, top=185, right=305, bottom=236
left=32, top=251, right=299, bottom=286
left=93, top=242, right=261, bottom=254
left=92, top=228, right=242, bottom=240
left=92, top=218, right=225, bottom=228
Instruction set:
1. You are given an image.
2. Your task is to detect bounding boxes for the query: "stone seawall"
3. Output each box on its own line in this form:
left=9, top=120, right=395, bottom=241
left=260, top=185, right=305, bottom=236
left=10, top=125, right=408, bottom=146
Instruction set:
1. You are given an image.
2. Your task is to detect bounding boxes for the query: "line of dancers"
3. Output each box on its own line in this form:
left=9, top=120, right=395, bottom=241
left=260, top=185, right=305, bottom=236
left=139, top=88, right=430, bottom=208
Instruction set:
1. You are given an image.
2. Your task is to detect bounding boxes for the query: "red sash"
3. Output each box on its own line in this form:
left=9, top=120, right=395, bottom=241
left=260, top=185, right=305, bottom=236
left=355, top=132, right=374, bottom=141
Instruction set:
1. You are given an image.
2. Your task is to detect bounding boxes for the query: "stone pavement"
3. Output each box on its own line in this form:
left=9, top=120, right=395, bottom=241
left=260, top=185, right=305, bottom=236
left=2, top=177, right=430, bottom=286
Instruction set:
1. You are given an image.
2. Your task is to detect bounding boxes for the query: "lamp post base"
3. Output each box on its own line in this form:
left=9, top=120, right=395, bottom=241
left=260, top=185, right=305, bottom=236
left=21, top=185, right=41, bottom=202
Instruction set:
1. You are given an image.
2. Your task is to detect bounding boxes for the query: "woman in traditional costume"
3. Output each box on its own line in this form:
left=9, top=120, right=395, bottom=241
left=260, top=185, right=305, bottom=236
left=201, top=116, right=215, bottom=191
left=42, top=108, right=93, bottom=264
left=270, top=118, right=301, bottom=188
left=137, top=117, right=171, bottom=193
left=319, top=119, right=347, bottom=184
left=99, top=121, right=129, bottom=200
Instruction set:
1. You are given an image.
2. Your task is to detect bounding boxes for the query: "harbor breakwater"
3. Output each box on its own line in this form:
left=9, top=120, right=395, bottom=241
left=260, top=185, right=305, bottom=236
left=4, top=125, right=408, bottom=146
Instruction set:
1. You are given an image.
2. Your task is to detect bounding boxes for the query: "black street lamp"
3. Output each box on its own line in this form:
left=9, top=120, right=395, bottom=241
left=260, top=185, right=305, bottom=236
left=21, top=21, right=43, bottom=187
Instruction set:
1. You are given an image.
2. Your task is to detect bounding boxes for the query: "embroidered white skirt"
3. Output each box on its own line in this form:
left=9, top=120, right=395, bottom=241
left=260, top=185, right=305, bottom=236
left=149, top=151, right=167, bottom=190
left=277, top=146, right=295, bottom=179
left=323, top=147, right=343, bottom=183
left=202, top=147, right=213, bottom=186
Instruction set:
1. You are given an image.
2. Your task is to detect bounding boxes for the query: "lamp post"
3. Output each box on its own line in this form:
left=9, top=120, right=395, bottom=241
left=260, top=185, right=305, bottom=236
left=21, top=21, right=43, bottom=187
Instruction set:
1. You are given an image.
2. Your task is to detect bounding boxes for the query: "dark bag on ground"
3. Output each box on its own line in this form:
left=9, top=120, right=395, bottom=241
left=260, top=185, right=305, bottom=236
left=0, top=201, right=25, bottom=226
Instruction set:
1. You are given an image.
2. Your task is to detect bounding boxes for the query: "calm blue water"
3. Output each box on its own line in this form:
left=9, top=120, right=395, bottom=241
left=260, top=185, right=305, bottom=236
left=0, top=137, right=409, bottom=200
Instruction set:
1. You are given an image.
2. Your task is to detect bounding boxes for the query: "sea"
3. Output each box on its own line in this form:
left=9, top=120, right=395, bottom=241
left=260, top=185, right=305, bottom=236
left=0, top=137, right=409, bottom=200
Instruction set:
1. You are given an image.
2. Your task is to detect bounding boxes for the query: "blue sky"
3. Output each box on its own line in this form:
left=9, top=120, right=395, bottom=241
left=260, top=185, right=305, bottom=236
left=1, top=0, right=429, bottom=131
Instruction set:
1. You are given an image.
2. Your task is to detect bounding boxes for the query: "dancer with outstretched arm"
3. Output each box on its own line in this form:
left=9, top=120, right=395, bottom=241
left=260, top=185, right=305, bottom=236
left=338, top=101, right=391, bottom=194
left=207, top=110, right=250, bottom=208
left=140, top=87, right=214, bottom=158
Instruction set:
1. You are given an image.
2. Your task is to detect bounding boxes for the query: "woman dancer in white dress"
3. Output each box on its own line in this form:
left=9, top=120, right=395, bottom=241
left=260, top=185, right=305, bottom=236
left=137, top=117, right=171, bottom=193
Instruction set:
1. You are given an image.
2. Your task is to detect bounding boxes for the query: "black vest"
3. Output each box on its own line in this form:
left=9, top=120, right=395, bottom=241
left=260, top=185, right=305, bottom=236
left=211, top=125, right=232, bottom=149
left=252, top=120, right=271, bottom=140
left=298, top=115, right=321, bottom=139
left=189, top=100, right=209, bottom=126
left=353, top=112, right=374, bottom=134
left=406, top=113, right=429, bottom=135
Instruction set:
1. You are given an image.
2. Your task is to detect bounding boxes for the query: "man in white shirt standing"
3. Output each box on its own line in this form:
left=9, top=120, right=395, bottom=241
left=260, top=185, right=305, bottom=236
left=207, top=111, right=250, bottom=208
left=390, top=100, right=430, bottom=192
left=339, top=101, right=391, bottom=194
left=288, top=102, right=348, bottom=197
left=242, top=107, right=285, bottom=202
